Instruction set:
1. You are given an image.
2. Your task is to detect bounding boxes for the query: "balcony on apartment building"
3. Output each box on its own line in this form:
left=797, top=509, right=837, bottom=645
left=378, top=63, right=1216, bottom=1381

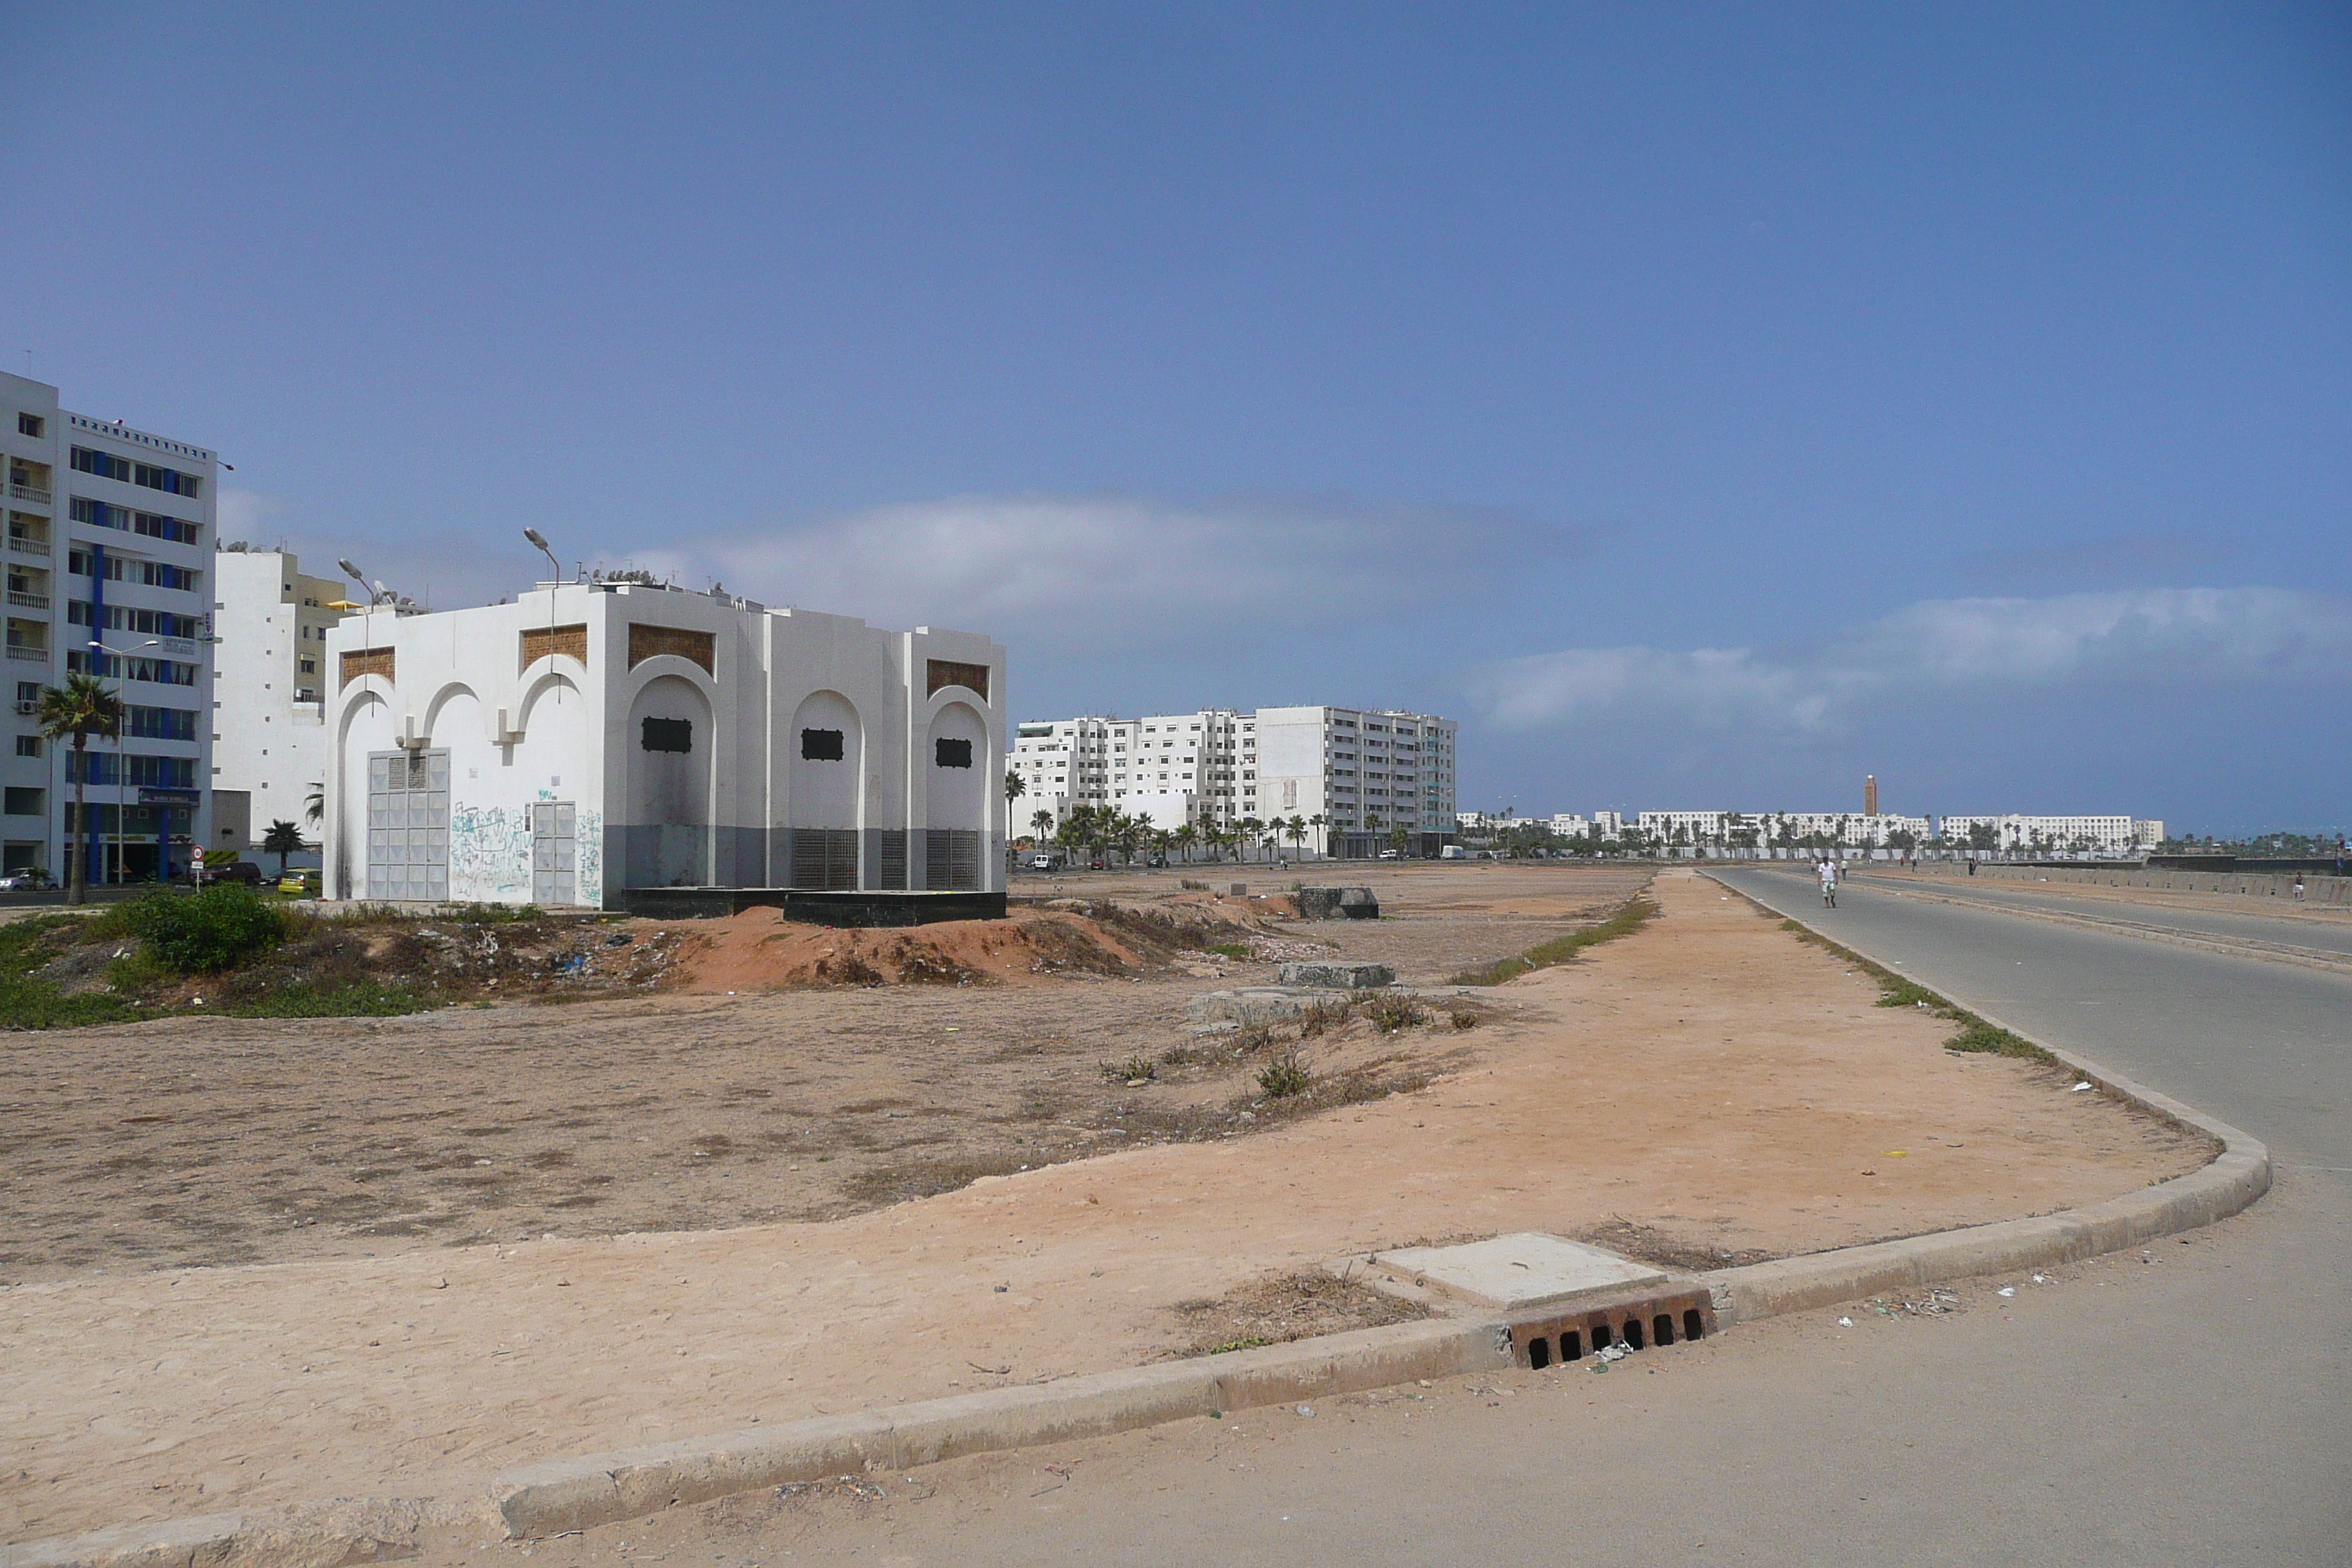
left=7, top=515, right=49, bottom=556
left=5, top=565, right=49, bottom=611
left=5, top=618, right=50, bottom=663
left=7, top=461, right=53, bottom=508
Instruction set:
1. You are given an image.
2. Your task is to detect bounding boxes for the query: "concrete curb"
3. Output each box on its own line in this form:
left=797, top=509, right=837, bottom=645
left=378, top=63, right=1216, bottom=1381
left=0, top=1498, right=492, bottom=1568
left=1698, top=870, right=2272, bottom=1324
left=486, top=1316, right=1509, bottom=1537
left=9, top=874, right=2276, bottom=1561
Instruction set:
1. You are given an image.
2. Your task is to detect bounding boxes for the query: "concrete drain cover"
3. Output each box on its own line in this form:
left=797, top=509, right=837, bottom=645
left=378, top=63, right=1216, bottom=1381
left=1371, top=1232, right=1665, bottom=1311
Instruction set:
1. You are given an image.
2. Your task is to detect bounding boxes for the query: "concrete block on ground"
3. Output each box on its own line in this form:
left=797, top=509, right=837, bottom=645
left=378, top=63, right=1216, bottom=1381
left=1371, top=1232, right=1666, bottom=1310
left=1227, top=883, right=1247, bottom=897
left=1275, top=961, right=1395, bottom=990
left=1296, top=886, right=1380, bottom=920
left=1185, top=988, right=1319, bottom=1025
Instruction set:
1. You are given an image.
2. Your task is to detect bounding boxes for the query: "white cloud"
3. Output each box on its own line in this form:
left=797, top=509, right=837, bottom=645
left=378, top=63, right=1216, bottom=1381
left=637, top=492, right=1558, bottom=650
left=216, top=486, right=284, bottom=540
left=1476, top=588, right=2352, bottom=733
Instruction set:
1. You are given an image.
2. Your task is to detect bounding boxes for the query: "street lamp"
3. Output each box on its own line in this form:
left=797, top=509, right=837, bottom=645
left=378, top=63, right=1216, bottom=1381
left=521, top=527, right=563, bottom=584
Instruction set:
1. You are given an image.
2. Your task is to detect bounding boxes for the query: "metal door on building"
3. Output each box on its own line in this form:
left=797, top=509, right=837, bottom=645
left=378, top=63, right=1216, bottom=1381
left=532, top=801, right=577, bottom=905
left=366, top=749, right=449, bottom=902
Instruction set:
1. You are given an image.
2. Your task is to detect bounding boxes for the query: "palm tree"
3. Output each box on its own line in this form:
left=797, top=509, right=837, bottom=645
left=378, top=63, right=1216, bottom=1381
left=1285, top=815, right=1307, bottom=860
left=37, top=673, right=124, bottom=906
left=304, top=782, right=325, bottom=828
left=261, top=818, right=306, bottom=874
left=1240, top=815, right=1263, bottom=862
left=1004, top=769, right=1027, bottom=810
left=1030, top=807, right=1054, bottom=847
left=1172, top=823, right=1198, bottom=863
left=1307, top=812, right=1326, bottom=859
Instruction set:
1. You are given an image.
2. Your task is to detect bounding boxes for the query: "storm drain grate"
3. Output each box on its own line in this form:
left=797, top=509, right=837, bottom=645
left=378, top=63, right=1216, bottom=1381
left=1506, top=1283, right=1717, bottom=1370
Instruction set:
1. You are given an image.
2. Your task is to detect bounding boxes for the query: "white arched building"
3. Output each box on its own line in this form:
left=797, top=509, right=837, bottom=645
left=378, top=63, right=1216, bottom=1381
left=322, top=582, right=1005, bottom=912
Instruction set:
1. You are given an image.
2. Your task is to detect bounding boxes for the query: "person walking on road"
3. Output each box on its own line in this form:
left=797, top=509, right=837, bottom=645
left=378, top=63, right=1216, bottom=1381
left=1820, top=857, right=1838, bottom=908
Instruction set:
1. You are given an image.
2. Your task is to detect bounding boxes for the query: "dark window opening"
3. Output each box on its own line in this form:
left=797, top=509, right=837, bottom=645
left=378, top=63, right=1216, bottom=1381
left=800, top=727, right=845, bottom=761
left=935, top=737, right=973, bottom=769
left=641, top=717, right=693, bottom=753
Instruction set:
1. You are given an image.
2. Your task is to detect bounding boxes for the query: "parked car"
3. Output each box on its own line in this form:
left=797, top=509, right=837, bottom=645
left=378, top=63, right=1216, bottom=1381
left=1025, top=853, right=1061, bottom=871
left=1088, top=859, right=1107, bottom=870
left=189, top=859, right=265, bottom=886
left=277, top=869, right=322, bottom=896
left=0, top=867, right=56, bottom=891
left=1378, top=848, right=1403, bottom=860
left=1146, top=853, right=1167, bottom=868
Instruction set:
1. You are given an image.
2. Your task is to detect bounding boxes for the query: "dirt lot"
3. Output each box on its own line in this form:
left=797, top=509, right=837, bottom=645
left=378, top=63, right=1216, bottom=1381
left=0, top=869, right=1646, bottom=1280
left=0, top=868, right=2207, bottom=1542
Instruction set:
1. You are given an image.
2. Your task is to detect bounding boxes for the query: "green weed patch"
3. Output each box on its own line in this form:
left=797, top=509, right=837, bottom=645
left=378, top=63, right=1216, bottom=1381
left=1449, top=894, right=1658, bottom=986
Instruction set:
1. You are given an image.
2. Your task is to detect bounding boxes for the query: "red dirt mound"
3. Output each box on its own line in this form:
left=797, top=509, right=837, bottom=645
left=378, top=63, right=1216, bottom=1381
left=670, top=907, right=1150, bottom=992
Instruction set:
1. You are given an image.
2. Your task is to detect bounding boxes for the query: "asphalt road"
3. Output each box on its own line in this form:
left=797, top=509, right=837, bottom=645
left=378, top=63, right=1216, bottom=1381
left=492, top=869, right=2352, bottom=1567
left=1842, top=869, right=2352, bottom=964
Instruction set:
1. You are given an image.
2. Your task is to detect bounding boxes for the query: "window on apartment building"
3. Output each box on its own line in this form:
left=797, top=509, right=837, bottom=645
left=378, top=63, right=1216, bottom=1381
left=800, top=728, right=845, bottom=761
left=71, top=447, right=132, bottom=482
left=4, top=786, right=44, bottom=815
left=14, top=736, right=39, bottom=758
left=17, top=413, right=44, bottom=438
left=123, top=706, right=198, bottom=741
left=132, top=462, right=200, bottom=498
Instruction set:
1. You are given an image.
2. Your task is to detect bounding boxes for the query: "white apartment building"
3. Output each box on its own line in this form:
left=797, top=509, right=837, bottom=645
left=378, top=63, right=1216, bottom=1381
left=1769, top=811, right=1931, bottom=847
left=1935, top=815, right=2154, bottom=856
left=1011, top=704, right=1458, bottom=856
left=1009, top=709, right=1240, bottom=840
left=211, top=546, right=355, bottom=849
left=1629, top=810, right=1933, bottom=850
left=3, top=371, right=215, bottom=881
left=323, top=580, right=1004, bottom=907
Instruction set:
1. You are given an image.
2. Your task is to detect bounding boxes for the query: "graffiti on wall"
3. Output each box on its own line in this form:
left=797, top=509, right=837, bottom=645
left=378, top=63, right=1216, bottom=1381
left=576, top=807, right=603, bottom=906
left=445, top=800, right=606, bottom=906
left=449, top=804, right=534, bottom=902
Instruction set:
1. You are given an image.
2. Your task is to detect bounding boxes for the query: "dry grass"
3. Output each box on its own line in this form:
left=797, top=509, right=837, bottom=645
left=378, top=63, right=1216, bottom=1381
left=1165, top=1271, right=1430, bottom=1359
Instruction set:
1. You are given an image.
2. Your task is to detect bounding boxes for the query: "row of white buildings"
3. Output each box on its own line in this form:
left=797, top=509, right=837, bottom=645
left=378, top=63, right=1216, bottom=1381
left=4, top=369, right=1013, bottom=908
left=1458, top=808, right=2166, bottom=856
left=1010, top=706, right=1458, bottom=859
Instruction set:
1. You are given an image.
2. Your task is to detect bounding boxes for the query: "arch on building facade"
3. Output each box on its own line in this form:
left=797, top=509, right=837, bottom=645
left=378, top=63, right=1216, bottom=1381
left=622, top=673, right=714, bottom=889
left=785, top=690, right=862, bottom=830
left=924, top=698, right=990, bottom=832
left=421, top=680, right=482, bottom=742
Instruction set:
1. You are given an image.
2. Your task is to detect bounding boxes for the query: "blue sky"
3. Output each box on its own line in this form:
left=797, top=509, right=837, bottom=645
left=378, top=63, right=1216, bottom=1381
left=6, top=4, right=2346, bottom=835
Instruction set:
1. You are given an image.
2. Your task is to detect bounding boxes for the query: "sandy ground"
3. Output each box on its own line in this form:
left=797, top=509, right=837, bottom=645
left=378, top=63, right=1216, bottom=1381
left=0, top=872, right=1644, bottom=1280
left=0, top=871, right=2206, bottom=1542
